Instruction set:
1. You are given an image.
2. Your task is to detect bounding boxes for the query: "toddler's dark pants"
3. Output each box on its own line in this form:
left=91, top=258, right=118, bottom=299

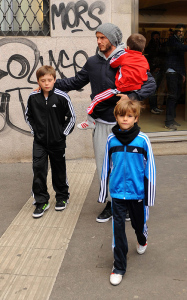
left=32, top=141, right=69, bottom=204
left=112, top=198, right=148, bottom=275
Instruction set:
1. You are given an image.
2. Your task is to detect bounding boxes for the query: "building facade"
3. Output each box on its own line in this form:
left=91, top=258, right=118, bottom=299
left=0, top=0, right=186, bottom=162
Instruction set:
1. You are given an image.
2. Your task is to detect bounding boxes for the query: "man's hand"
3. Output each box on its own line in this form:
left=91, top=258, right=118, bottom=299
left=33, top=86, right=41, bottom=92
left=116, top=94, right=130, bottom=101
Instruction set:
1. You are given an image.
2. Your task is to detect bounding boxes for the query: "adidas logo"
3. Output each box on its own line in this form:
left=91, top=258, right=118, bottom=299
left=132, top=148, right=138, bottom=153
left=52, top=104, right=57, bottom=107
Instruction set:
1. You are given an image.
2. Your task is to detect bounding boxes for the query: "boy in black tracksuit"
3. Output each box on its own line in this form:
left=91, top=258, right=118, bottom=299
left=25, top=65, right=76, bottom=218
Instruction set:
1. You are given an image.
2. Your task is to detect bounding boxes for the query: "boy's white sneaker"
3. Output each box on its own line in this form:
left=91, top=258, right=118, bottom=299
left=136, top=242, right=147, bottom=254
left=77, top=120, right=95, bottom=130
left=110, top=272, right=123, bottom=286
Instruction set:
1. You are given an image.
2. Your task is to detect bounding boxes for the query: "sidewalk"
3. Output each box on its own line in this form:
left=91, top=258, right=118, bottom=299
left=0, top=156, right=187, bottom=300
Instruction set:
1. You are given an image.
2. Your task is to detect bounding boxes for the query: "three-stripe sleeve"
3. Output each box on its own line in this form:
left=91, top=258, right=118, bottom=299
left=25, top=92, right=39, bottom=135
left=55, top=89, right=76, bottom=136
left=140, top=133, right=156, bottom=206
left=63, top=95, right=76, bottom=136
left=98, top=136, right=111, bottom=203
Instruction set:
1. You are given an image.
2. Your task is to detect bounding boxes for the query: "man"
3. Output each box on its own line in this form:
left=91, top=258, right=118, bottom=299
left=164, top=24, right=187, bottom=131
left=145, top=31, right=165, bottom=114
left=55, top=23, right=156, bottom=222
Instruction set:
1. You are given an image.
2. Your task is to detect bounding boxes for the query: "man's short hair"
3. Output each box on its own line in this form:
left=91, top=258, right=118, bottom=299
left=151, top=31, right=160, bottom=39
left=127, top=33, right=146, bottom=52
left=175, top=24, right=186, bottom=30
left=36, top=65, right=56, bottom=80
left=114, top=99, right=143, bottom=119
left=175, top=24, right=186, bottom=33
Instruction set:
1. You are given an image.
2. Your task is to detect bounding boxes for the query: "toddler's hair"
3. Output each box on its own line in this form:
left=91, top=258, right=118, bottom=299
left=36, top=65, right=56, bottom=80
left=114, top=98, right=144, bottom=119
left=127, top=33, right=146, bottom=52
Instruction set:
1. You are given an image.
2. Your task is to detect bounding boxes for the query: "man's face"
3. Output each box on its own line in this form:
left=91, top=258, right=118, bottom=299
left=96, top=32, right=113, bottom=53
left=153, top=34, right=160, bottom=42
left=176, top=27, right=185, bottom=40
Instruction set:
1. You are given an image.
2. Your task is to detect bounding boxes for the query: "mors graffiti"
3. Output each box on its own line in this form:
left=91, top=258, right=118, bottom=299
left=51, top=0, right=106, bottom=32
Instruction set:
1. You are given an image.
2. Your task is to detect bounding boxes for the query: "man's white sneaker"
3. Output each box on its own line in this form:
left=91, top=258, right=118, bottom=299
left=110, top=273, right=123, bottom=286
left=137, top=242, right=147, bottom=254
left=77, top=120, right=95, bottom=130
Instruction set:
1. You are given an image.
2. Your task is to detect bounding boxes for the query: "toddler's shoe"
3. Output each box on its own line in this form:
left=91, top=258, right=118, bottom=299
left=110, top=272, right=123, bottom=286
left=136, top=242, right=147, bottom=254
left=77, top=120, right=95, bottom=130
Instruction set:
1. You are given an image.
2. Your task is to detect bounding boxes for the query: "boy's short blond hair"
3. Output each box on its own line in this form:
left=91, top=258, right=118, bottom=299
left=114, top=98, right=143, bottom=119
left=36, top=65, right=56, bottom=80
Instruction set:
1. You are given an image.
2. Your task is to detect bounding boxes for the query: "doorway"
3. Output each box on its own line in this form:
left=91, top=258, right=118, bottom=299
left=138, top=0, right=187, bottom=133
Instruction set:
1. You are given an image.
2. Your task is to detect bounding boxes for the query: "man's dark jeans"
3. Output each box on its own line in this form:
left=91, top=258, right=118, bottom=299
left=165, top=72, right=183, bottom=126
left=149, top=69, right=164, bottom=110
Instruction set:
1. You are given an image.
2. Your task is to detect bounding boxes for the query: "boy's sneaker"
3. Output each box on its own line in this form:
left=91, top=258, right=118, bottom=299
left=33, top=203, right=50, bottom=218
left=96, top=201, right=112, bottom=223
left=136, top=242, right=147, bottom=255
left=55, top=200, right=67, bottom=211
left=110, top=272, right=123, bottom=286
left=77, top=120, right=95, bottom=130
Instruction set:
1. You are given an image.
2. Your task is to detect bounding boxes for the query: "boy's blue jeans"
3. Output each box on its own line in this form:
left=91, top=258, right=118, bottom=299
left=112, top=198, right=148, bottom=275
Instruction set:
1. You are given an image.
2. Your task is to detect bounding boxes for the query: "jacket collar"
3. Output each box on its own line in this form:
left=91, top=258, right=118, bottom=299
left=98, top=42, right=125, bottom=60
left=41, top=86, right=55, bottom=98
left=112, top=123, right=140, bottom=145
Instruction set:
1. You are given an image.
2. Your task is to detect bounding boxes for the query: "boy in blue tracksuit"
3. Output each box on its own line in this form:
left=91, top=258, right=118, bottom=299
left=98, top=99, right=156, bottom=286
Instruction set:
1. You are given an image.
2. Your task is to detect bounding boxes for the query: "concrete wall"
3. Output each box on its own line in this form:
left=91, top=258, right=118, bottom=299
left=0, top=0, right=132, bottom=163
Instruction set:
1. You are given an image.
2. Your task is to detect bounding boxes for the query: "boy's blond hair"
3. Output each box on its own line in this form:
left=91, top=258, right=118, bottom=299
left=127, top=33, right=146, bottom=52
left=114, top=98, right=143, bottom=119
left=36, top=65, right=56, bottom=80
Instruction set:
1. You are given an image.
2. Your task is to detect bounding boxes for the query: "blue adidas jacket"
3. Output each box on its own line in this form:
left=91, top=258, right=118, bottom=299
left=98, top=132, right=156, bottom=206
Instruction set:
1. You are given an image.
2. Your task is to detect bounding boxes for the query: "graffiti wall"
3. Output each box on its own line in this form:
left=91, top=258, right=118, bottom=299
left=0, top=0, right=131, bottom=162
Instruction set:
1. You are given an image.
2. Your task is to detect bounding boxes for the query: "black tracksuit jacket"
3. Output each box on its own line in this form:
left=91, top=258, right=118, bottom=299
left=25, top=87, right=76, bottom=148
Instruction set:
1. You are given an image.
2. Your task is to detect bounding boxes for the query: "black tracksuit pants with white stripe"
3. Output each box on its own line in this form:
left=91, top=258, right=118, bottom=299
left=32, top=141, right=69, bottom=204
left=112, top=198, right=147, bottom=275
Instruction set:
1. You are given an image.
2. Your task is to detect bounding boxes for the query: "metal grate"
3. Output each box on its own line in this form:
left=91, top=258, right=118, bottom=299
left=0, top=0, right=50, bottom=36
